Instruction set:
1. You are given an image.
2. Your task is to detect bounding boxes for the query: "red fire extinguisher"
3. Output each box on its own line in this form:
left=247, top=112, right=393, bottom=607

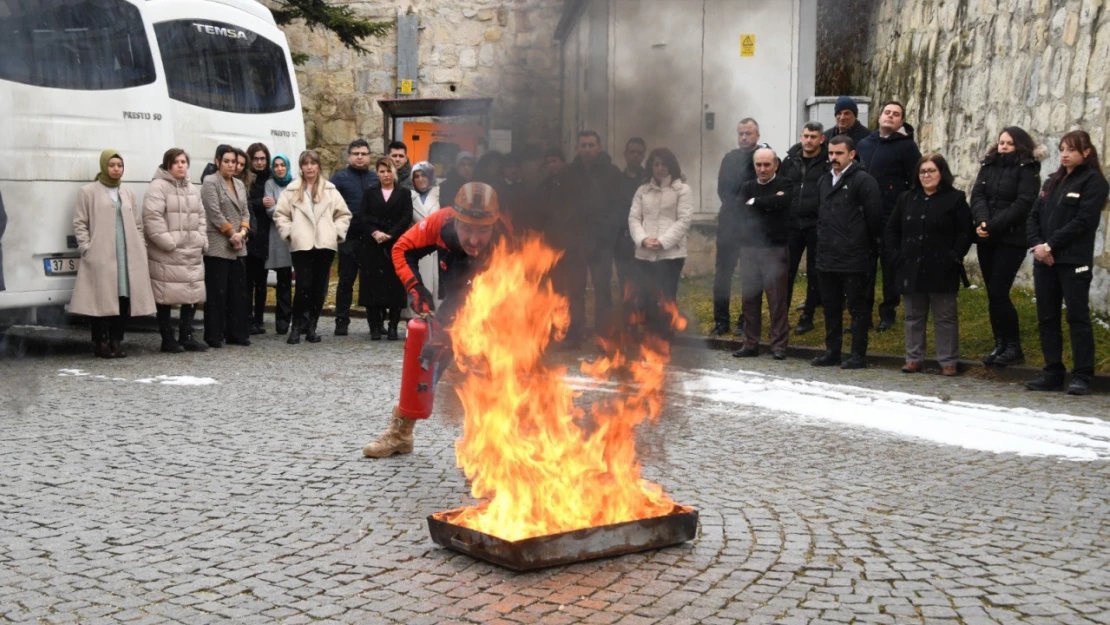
left=398, top=316, right=436, bottom=420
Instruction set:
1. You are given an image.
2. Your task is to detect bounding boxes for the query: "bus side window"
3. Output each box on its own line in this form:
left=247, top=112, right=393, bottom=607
left=0, top=0, right=157, bottom=91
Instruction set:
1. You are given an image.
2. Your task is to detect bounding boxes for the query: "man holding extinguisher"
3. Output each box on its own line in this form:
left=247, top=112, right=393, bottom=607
left=362, top=182, right=509, bottom=458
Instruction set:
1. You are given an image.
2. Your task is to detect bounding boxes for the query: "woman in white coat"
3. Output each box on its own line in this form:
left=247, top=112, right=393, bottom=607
left=627, top=147, right=693, bottom=331
left=409, top=161, right=441, bottom=306
left=273, top=150, right=352, bottom=344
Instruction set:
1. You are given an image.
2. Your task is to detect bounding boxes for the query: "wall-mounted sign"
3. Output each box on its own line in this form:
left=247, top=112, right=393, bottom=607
left=400, top=79, right=414, bottom=95
left=741, top=34, right=755, bottom=57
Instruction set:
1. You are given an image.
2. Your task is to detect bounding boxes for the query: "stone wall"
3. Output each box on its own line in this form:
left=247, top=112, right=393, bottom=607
left=859, top=0, right=1110, bottom=313
left=279, top=0, right=564, bottom=173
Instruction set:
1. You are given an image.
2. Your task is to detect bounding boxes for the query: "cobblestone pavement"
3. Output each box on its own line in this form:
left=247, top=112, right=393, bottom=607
left=3, top=320, right=1110, bottom=625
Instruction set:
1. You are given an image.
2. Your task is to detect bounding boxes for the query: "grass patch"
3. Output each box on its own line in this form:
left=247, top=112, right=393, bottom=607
left=675, top=271, right=1110, bottom=374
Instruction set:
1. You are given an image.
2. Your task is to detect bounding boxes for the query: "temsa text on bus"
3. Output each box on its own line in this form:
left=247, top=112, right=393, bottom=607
left=193, top=23, right=248, bottom=39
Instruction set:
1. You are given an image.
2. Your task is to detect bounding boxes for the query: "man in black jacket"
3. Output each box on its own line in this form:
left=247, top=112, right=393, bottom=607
left=712, top=118, right=770, bottom=336
left=812, top=135, right=883, bottom=370
left=329, top=139, right=380, bottom=335
left=856, top=101, right=922, bottom=332
left=823, top=96, right=871, bottom=148
left=732, top=148, right=794, bottom=360
left=781, top=122, right=830, bottom=335
left=552, top=130, right=625, bottom=342
left=616, top=137, right=649, bottom=301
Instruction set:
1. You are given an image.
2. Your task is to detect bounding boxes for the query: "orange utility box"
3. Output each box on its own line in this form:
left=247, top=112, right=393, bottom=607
left=403, top=122, right=486, bottom=177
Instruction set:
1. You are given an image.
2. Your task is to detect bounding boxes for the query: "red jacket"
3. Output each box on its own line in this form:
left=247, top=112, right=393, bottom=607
left=392, top=208, right=510, bottom=315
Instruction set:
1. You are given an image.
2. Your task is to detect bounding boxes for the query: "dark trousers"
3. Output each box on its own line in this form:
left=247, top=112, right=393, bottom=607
left=615, top=237, right=636, bottom=306
left=156, top=303, right=197, bottom=337
left=787, top=227, right=820, bottom=317
left=820, top=271, right=870, bottom=357
left=977, top=242, right=1026, bottom=343
left=564, top=249, right=615, bottom=338
left=291, top=249, right=335, bottom=329
left=334, top=249, right=361, bottom=324
left=866, top=248, right=900, bottom=324
left=272, top=267, right=293, bottom=329
left=1033, top=263, right=1095, bottom=376
left=632, top=258, right=684, bottom=334
left=712, top=240, right=743, bottom=327
left=245, top=256, right=268, bottom=324
left=91, top=297, right=130, bottom=343
left=741, top=246, right=790, bottom=351
left=203, top=257, right=249, bottom=344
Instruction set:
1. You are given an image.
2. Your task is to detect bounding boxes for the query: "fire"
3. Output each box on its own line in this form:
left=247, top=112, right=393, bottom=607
left=445, top=235, right=682, bottom=541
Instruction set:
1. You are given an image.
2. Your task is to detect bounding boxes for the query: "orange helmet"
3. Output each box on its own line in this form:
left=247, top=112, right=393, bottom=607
left=453, top=182, right=500, bottom=225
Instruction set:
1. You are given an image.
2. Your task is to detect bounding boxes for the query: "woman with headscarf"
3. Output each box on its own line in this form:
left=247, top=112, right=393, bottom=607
left=143, top=148, right=208, bottom=353
left=244, top=142, right=272, bottom=335
left=410, top=161, right=441, bottom=304
left=70, top=150, right=156, bottom=358
left=200, top=147, right=251, bottom=348
left=263, top=153, right=295, bottom=335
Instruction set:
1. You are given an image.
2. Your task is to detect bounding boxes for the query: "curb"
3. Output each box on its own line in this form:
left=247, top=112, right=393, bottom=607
left=674, top=335, right=1110, bottom=394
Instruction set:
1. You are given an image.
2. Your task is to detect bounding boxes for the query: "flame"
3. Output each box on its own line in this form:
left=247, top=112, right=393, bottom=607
left=445, top=235, right=681, bottom=541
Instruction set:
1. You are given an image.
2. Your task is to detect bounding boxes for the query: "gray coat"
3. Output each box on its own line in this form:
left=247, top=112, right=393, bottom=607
left=200, top=175, right=249, bottom=259
left=263, top=178, right=293, bottom=269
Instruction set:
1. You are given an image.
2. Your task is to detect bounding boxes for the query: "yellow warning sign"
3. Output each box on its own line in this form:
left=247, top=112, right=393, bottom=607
left=741, top=34, right=756, bottom=57
left=400, top=79, right=414, bottom=95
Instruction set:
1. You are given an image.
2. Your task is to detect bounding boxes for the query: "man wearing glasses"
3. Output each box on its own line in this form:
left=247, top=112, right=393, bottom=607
left=329, top=139, right=380, bottom=336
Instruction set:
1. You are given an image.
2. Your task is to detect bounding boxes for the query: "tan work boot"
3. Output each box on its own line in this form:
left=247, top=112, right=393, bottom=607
left=362, top=406, right=416, bottom=458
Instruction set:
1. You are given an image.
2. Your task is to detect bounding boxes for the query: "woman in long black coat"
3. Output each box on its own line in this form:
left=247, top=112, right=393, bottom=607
left=357, top=158, right=413, bottom=340
left=884, top=153, right=972, bottom=376
left=971, top=126, right=1041, bottom=367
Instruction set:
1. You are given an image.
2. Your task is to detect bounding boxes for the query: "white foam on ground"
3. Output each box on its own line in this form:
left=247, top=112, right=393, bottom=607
left=673, top=368, right=1110, bottom=461
left=57, top=369, right=89, bottom=377
left=134, top=375, right=217, bottom=386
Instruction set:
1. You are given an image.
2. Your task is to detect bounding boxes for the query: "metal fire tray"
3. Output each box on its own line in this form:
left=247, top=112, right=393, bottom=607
left=427, top=505, right=698, bottom=571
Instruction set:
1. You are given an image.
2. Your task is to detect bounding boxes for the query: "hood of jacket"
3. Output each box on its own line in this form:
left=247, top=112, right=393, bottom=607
left=153, top=166, right=190, bottom=188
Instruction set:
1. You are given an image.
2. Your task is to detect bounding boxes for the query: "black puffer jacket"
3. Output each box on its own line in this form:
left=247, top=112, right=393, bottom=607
left=781, top=142, right=830, bottom=231
left=884, top=187, right=973, bottom=294
left=816, top=164, right=883, bottom=273
left=970, top=153, right=1041, bottom=248
left=1027, top=163, right=1110, bottom=266
left=856, top=123, right=922, bottom=218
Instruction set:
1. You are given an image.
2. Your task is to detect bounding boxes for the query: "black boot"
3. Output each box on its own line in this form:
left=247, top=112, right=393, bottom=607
left=993, top=340, right=1025, bottom=367
left=287, top=320, right=302, bottom=345
left=369, top=308, right=383, bottom=341
left=1025, top=371, right=1065, bottom=392
left=158, top=307, right=185, bottom=354
left=387, top=308, right=401, bottom=341
left=795, top=314, right=815, bottom=335
left=983, top=336, right=1005, bottom=365
left=1067, top=374, right=1093, bottom=396
left=709, top=322, right=729, bottom=336
left=305, top=314, right=322, bottom=343
left=810, top=351, right=841, bottom=367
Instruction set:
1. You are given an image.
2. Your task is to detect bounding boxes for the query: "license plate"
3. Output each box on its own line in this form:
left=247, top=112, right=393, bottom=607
left=44, top=258, right=79, bottom=275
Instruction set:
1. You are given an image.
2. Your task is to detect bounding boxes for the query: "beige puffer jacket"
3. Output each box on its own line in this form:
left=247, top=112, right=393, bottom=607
left=273, top=178, right=352, bottom=252
left=142, top=168, right=207, bottom=305
left=628, top=176, right=694, bottom=261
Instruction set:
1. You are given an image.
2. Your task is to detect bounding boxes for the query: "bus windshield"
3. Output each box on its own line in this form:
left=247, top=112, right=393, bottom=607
left=0, top=0, right=157, bottom=90
left=155, top=19, right=296, bottom=115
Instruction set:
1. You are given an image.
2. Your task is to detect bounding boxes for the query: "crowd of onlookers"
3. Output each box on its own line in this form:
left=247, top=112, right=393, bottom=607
left=69, top=95, right=1106, bottom=394
left=711, top=96, right=1107, bottom=396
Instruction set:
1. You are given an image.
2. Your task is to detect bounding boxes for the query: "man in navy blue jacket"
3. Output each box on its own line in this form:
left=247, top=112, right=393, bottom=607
left=856, top=101, right=921, bottom=333
left=329, top=139, right=380, bottom=336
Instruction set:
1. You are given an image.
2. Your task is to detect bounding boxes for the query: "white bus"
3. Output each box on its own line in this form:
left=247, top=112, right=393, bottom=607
left=0, top=0, right=307, bottom=322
